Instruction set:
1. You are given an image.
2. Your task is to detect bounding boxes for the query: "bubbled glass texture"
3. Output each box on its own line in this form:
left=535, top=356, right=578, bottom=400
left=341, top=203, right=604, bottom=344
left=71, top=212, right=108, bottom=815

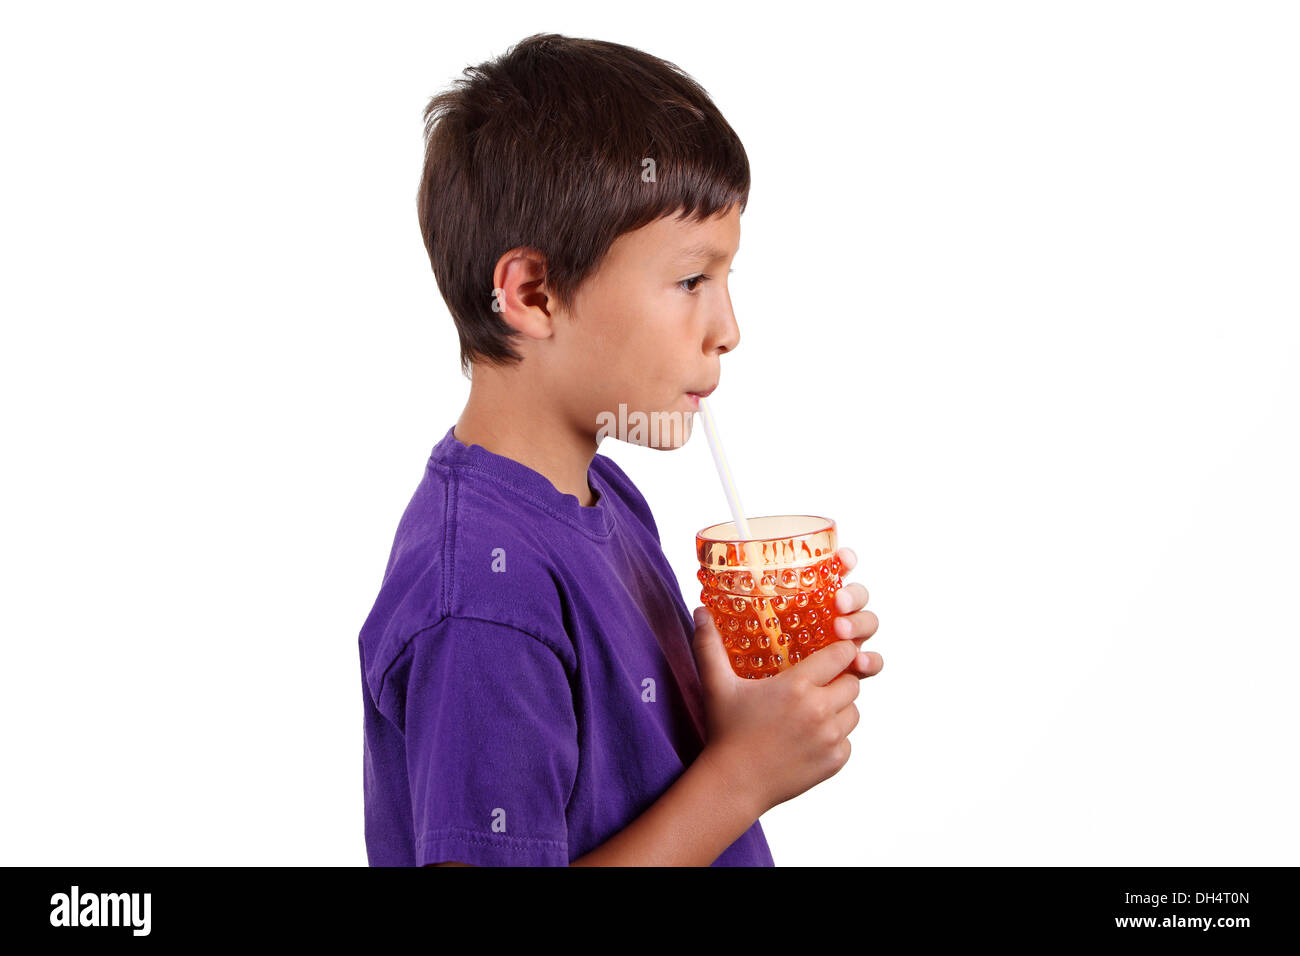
left=695, top=516, right=843, bottom=679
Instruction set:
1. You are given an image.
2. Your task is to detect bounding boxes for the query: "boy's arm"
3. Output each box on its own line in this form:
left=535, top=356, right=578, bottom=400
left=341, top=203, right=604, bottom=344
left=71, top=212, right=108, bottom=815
left=423, top=746, right=760, bottom=867
left=571, top=745, right=759, bottom=866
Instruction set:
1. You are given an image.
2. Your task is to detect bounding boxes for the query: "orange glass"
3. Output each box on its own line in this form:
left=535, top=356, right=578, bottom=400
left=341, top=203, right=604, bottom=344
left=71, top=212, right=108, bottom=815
left=696, top=515, right=845, bottom=679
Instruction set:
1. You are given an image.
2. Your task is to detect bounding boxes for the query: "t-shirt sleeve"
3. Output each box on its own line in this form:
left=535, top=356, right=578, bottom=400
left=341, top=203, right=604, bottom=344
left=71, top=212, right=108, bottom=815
left=402, top=615, right=579, bottom=867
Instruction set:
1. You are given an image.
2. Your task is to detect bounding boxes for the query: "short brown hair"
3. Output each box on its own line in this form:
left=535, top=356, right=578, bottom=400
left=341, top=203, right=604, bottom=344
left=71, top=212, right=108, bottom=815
left=417, top=33, right=750, bottom=376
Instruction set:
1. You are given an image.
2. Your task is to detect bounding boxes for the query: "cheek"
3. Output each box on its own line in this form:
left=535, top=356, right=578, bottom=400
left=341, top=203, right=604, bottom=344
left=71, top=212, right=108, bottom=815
left=578, top=300, right=684, bottom=393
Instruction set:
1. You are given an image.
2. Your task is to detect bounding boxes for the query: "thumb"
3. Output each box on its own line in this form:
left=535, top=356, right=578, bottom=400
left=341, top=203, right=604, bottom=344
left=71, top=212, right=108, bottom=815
left=691, top=606, right=735, bottom=688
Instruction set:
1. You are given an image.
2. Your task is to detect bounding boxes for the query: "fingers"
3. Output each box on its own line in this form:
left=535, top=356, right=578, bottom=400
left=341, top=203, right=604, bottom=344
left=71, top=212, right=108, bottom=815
left=833, top=695, right=861, bottom=739
left=788, top=634, right=859, bottom=686
left=825, top=667, right=862, bottom=711
left=830, top=645, right=884, bottom=681
left=690, top=607, right=740, bottom=687
left=833, top=608, right=879, bottom=641
left=834, top=582, right=870, bottom=614
left=851, top=650, right=883, bottom=678
left=836, top=546, right=857, bottom=575
left=828, top=574, right=879, bottom=680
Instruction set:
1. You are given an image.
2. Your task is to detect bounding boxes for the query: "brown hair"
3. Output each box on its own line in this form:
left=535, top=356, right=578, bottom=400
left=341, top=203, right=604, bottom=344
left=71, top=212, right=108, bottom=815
left=416, top=33, right=750, bottom=376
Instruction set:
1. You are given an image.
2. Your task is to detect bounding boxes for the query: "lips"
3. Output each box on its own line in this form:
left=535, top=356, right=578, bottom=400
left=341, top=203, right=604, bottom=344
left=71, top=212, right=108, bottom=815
left=687, top=385, right=716, bottom=398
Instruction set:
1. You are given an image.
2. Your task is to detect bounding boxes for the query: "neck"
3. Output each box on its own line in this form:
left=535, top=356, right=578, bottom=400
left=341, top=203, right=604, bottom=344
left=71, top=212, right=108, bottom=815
left=454, top=365, right=600, bottom=508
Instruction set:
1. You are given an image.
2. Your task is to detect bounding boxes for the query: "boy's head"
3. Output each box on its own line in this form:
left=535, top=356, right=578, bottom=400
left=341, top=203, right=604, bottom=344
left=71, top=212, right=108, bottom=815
left=418, top=33, right=747, bottom=449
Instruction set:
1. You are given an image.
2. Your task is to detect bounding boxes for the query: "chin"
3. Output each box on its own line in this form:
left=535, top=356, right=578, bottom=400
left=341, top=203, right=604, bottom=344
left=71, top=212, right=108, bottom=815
left=652, top=410, right=693, bottom=450
left=646, top=427, right=692, bottom=451
left=593, top=403, right=694, bottom=450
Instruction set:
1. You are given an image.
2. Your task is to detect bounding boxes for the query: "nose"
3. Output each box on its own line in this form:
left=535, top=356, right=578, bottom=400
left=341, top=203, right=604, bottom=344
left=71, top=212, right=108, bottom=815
left=711, top=292, right=741, bottom=356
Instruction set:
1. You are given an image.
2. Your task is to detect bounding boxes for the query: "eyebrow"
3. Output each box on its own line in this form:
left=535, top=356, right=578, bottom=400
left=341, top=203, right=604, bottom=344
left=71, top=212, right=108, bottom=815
left=673, top=243, right=736, bottom=265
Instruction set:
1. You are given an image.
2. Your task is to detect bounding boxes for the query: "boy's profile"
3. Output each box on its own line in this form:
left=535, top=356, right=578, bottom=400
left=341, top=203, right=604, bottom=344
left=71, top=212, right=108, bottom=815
left=358, top=33, right=882, bottom=867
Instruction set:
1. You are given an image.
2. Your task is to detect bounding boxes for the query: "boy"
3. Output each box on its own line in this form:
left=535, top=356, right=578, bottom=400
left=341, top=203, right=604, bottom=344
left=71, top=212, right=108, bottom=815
left=358, top=33, right=883, bottom=867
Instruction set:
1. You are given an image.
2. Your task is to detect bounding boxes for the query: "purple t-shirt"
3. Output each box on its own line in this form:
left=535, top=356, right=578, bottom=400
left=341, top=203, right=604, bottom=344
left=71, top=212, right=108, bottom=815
left=358, top=425, right=774, bottom=866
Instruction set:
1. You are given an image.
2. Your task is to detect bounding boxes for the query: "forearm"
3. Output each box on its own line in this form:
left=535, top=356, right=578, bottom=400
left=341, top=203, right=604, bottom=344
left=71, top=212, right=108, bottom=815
left=570, top=746, right=761, bottom=866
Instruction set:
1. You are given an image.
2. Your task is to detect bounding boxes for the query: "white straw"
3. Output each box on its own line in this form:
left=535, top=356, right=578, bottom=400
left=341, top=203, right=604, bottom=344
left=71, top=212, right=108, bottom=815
left=697, top=396, right=753, bottom=540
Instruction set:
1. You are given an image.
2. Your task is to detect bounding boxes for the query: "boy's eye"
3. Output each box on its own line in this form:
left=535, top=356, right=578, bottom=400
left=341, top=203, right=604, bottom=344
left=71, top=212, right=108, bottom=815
left=679, top=274, right=710, bottom=294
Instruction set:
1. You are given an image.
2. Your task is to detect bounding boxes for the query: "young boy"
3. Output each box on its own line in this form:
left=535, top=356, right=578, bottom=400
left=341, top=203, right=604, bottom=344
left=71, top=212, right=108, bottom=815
left=358, top=33, right=883, bottom=867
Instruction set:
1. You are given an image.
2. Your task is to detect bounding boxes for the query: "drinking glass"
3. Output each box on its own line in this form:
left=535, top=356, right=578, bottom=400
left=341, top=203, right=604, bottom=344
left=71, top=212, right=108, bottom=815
left=696, top=515, right=845, bottom=679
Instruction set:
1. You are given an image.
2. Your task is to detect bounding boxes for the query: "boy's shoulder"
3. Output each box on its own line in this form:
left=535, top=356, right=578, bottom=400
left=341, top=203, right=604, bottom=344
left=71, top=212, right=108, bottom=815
left=359, top=434, right=670, bottom=710
left=359, top=450, right=576, bottom=707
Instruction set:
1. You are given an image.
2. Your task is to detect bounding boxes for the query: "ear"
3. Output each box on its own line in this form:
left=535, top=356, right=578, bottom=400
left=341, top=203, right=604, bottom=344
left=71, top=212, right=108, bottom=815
left=492, top=246, right=556, bottom=339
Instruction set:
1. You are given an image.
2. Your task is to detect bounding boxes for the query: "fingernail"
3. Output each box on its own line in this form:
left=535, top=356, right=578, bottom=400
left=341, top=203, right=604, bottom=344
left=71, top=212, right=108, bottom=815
left=834, top=617, right=850, bottom=638
left=857, top=651, right=869, bottom=670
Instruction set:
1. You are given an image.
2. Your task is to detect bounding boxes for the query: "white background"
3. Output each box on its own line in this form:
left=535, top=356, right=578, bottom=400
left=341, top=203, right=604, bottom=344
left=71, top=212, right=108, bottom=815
left=2, top=1, right=1296, bottom=865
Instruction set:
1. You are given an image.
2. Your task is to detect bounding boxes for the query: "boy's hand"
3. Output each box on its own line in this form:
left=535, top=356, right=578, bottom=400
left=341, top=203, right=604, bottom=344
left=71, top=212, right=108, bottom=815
left=690, top=545, right=882, bottom=816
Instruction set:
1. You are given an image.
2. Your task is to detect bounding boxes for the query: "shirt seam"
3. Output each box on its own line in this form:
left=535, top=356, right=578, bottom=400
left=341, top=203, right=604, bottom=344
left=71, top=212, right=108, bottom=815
left=418, top=824, right=568, bottom=852
left=442, top=465, right=457, bottom=621
left=374, top=614, right=578, bottom=717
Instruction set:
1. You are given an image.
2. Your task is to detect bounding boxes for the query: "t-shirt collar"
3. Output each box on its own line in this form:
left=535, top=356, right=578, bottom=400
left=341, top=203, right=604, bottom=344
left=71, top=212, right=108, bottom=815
left=431, top=425, right=615, bottom=537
